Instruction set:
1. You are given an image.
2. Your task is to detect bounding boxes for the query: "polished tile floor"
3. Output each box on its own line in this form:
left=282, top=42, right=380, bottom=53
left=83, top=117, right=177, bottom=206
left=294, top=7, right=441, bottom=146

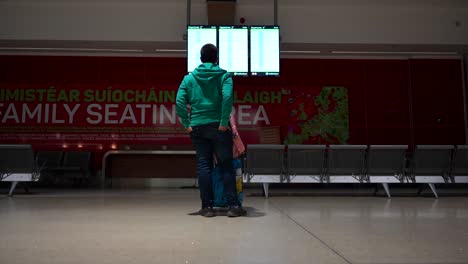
left=1, top=188, right=468, bottom=264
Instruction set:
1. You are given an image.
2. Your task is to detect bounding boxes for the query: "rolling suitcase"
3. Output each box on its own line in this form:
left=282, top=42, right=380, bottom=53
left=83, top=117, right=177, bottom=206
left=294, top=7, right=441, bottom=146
left=212, top=158, right=243, bottom=207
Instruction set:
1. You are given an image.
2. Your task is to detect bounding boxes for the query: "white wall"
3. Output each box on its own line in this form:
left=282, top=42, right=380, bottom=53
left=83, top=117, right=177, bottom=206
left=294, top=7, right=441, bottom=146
left=279, top=1, right=468, bottom=44
left=0, top=0, right=188, bottom=41
left=0, top=0, right=467, bottom=45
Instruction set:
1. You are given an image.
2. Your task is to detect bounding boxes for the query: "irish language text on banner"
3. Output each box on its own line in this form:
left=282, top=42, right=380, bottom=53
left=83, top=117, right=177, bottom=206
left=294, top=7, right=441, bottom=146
left=0, top=83, right=348, bottom=149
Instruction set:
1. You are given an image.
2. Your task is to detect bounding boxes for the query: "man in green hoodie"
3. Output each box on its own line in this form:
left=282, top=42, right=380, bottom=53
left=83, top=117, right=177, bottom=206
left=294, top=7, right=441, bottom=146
left=176, top=43, right=245, bottom=217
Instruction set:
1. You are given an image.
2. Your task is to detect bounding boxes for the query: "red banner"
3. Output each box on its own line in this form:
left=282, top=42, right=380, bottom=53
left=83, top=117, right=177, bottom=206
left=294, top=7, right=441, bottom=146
left=0, top=81, right=348, bottom=149
left=1, top=55, right=464, bottom=152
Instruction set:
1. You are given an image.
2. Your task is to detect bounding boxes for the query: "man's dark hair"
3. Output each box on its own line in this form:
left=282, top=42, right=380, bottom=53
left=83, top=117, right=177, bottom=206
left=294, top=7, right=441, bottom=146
left=200, top=43, right=218, bottom=63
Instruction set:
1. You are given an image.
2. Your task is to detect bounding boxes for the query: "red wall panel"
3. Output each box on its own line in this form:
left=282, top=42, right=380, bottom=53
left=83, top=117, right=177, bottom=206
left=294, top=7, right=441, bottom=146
left=320, top=60, right=367, bottom=144
left=410, top=59, right=465, bottom=145
left=365, top=60, right=411, bottom=145
left=49, top=56, right=101, bottom=85
left=0, top=55, right=465, bottom=151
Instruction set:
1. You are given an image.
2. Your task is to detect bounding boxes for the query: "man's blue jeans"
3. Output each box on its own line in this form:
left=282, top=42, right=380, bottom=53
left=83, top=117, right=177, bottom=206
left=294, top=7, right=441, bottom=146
left=190, top=122, right=238, bottom=208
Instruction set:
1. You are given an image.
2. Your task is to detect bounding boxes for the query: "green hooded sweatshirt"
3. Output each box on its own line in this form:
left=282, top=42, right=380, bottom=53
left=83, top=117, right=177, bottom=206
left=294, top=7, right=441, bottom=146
left=176, top=63, right=233, bottom=128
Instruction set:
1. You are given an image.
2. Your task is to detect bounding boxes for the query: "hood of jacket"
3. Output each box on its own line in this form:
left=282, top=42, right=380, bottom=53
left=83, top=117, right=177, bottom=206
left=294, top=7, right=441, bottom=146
left=191, top=63, right=227, bottom=85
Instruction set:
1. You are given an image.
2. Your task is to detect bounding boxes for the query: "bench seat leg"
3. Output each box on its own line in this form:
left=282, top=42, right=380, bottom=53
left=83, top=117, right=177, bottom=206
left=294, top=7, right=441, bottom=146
left=263, top=183, right=269, bottom=198
left=428, top=183, right=439, bottom=199
left=382, top=183, right=391, bottom=198
left=8, top=181, right=18, bottom=197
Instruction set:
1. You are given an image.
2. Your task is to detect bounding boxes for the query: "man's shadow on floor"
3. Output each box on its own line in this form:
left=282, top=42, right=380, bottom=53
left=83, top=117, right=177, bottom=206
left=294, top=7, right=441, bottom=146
left=188, top=206, right=266, bottom=217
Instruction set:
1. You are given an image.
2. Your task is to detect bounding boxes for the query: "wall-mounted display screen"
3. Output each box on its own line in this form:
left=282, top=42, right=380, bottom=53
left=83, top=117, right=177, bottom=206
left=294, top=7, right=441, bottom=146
left=218, top=25, right=249, bottom=76
left=187, top=25, right=217, bottom=72
left=250, top=26, right=280, bottom=76
left=186, top=25, right=280, bottom=76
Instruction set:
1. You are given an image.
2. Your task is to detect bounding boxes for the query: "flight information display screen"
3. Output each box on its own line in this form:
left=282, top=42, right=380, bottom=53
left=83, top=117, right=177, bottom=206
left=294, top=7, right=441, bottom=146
left=187, top=25, right=217, bottom=72
left=187, top=25, right=280, bottom=76
left=218, top=26, right=249, bottom=76
left=250, top=26, right=280, bottom=76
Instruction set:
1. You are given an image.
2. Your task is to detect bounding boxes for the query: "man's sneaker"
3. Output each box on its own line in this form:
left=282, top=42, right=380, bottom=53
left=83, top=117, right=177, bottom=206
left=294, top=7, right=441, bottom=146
left=199, top=207, right=215, bottom=217
left=227, top=206, right=247, bottom=217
